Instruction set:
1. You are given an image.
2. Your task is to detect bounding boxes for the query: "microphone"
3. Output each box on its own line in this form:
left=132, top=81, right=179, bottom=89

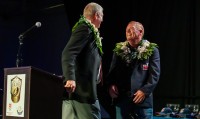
left=18, top=22, right=41, bottom=40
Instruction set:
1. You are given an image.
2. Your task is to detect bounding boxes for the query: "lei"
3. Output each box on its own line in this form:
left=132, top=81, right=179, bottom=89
left=72, top=15, right=103, bottom=55
left=113, top=39, right=158, bottom=63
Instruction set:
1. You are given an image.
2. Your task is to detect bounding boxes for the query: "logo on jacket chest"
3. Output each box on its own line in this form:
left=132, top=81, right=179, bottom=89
left=142, top=63, right=149, bottom=70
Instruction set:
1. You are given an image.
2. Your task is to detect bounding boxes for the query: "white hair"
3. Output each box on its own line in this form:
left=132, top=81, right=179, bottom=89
left=83, top=2, right=103, bottom=18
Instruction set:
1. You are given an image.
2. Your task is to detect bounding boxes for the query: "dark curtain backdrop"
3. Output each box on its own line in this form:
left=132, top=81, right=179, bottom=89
left=0, top=0, right=69, bottom=77
left=0, top=0, right=70, bottom=117
left=1, top=0, right=200, bottom=118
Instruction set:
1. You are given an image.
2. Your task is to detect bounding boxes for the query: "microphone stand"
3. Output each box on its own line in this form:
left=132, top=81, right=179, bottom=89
left=15, top=22, right=41, bottom=67
left=16, top=35, right=24, bottom=67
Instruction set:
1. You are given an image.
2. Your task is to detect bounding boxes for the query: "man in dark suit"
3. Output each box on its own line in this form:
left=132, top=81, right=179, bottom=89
left=107, top=21, right=160, bottom=119
left=61, top=2, right=104, bottom=119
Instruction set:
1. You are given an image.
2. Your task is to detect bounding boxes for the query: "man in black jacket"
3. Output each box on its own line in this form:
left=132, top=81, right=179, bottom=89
left=61, top=2, right=104, bottom=119
left=107, top=21, right=160, bottom=119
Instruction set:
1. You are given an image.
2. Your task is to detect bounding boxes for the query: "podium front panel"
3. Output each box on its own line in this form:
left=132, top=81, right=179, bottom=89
left=3, top=66, right=63, bottom=119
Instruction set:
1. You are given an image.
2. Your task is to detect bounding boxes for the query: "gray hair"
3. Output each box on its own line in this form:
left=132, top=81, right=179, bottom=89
left=83, top=2, right=103, bottom=18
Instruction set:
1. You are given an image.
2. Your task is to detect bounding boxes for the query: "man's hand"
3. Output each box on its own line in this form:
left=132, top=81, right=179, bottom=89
left=64, top=80, right=76, bottom=93
left=133, top=90, right=145, bottom=104
left=109, top=85, right=119, bottom=98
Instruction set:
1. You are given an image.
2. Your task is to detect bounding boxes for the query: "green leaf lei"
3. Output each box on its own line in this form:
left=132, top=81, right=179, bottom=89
left=72, top=15, right=103, bottom=55
left=113, top=39, right=158, bottom=63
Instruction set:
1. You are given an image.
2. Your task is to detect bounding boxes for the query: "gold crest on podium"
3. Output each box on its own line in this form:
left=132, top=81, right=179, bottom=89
left=10, top=76, right=22, bottom=103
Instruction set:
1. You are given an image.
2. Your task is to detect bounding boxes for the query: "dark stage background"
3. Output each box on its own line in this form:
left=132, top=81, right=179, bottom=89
left=1, top=0, right=200, bottom=118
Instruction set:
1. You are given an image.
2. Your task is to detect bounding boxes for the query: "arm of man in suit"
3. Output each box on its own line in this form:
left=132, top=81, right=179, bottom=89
left=62, top=24, right=91, bottom=93
left=134, top=48, right=161, bottom=103
left=107, top=53, right=120, bottom=98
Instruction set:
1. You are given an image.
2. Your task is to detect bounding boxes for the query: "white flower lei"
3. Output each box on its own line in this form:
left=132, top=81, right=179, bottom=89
left=113, top=39, right=158, bottom=63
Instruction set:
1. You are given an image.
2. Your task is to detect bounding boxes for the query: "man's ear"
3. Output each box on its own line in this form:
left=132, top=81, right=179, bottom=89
left=94, top=12, right=99, bottom=20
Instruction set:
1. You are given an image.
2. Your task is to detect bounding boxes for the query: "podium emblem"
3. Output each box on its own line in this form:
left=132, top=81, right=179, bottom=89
left=11, top=76, right=22, bottom=103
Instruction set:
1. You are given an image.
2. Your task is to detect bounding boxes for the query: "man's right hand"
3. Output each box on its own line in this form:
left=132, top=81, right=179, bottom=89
left=109, top=85, right=119, bottom=98
left=64, top=80, right=76, bottom=93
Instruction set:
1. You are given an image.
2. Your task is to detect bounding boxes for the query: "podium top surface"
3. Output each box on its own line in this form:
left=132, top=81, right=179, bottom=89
left=4, top=66, right=63, bottom=80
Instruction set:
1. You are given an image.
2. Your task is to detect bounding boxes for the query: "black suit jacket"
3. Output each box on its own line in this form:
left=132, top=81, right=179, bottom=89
left=107, top=47, right=160, bottom=108
left=62, top=23, right=102, bottom=103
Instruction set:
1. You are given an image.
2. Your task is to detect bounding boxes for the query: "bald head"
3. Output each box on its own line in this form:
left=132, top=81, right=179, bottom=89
left=127, top=21, right=144, bottom=37
left=126, top=21, right=145, bottom=47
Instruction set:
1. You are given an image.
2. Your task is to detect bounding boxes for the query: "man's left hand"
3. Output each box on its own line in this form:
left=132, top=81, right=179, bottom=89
left=133, top=90, right=145, bottom=104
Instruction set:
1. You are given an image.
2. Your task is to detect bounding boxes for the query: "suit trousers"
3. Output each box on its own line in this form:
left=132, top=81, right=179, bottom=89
left=62, top=99, right=101, bottom=119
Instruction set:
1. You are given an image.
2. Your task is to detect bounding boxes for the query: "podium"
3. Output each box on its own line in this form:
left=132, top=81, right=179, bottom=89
left=2, top=66, right=63, bottom=119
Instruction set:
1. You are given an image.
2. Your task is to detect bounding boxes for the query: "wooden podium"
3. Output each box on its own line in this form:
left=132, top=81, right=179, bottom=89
left=2, top=66, right=63, bottom=119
